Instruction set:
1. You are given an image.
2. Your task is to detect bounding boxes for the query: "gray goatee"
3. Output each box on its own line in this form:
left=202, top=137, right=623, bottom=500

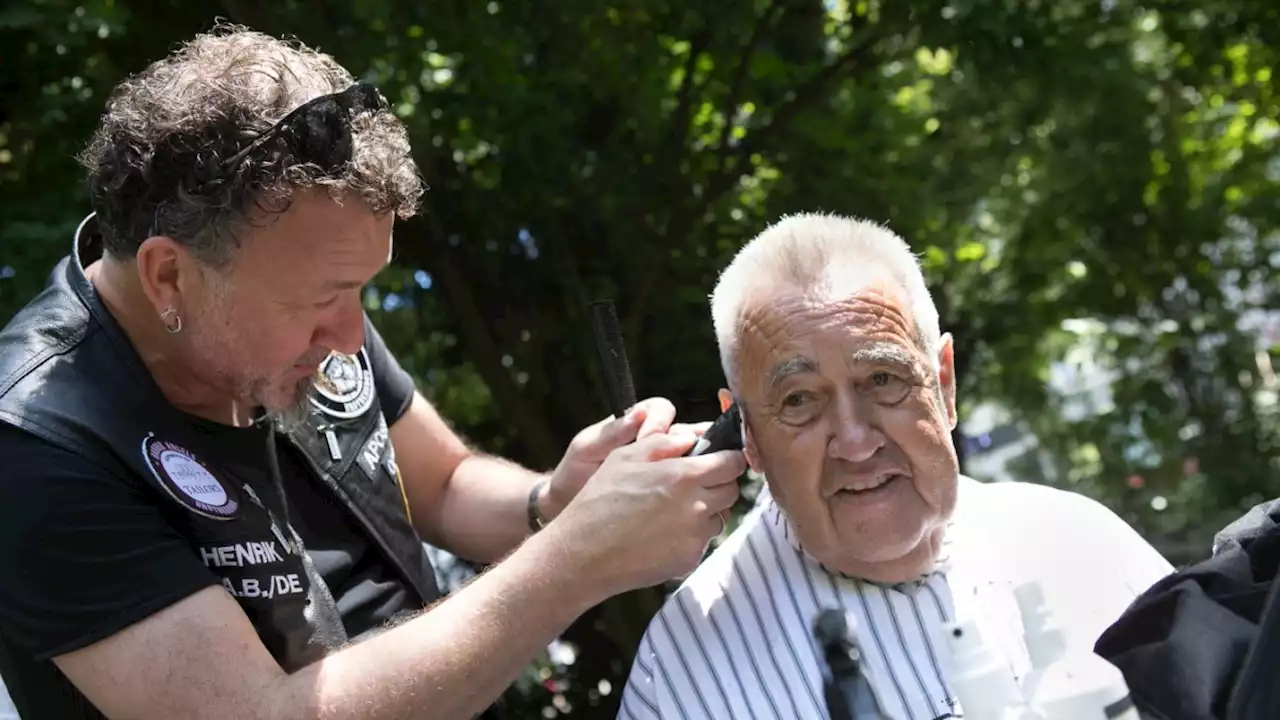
left=266, top=376, right=318, bottom=434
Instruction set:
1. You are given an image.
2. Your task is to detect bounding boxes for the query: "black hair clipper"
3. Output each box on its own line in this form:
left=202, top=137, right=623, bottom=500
left=686, top=402, right=744, bottom=456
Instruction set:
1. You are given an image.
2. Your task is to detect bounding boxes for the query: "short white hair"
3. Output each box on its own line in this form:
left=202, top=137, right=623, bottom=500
left=710, top=212, right=942, bottom=391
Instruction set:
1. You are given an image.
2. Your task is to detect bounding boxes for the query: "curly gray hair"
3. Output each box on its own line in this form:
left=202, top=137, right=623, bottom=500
left=79, top=23, right=423, bottom=267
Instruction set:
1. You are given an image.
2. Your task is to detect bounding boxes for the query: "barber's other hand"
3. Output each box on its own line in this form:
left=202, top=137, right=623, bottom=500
left=552, top=429, right=746, bottom=596
left=541, top=397, right=680, bottom=520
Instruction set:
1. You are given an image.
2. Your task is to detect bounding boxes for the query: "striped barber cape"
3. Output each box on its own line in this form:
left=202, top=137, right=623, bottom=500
left=618, top=476, right=1174, bottom=720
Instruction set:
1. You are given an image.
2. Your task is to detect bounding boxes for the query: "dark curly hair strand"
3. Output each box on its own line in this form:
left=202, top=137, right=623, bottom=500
left=79, top=23, right=423, bottom=267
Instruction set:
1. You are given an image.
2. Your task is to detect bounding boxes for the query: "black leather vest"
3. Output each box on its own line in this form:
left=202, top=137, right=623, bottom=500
left=0, top=215, right=439, bottom=672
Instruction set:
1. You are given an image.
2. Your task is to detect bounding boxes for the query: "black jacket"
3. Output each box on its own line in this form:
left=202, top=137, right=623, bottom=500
left=0, top=215, right=440, bottom=717
left=1094, top=500, right=1280, bottom=720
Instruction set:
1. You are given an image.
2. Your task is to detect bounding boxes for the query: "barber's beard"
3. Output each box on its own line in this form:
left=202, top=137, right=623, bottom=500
left=204, top=363, right=314, bottom=433
left=190, top=322, right=318, bottom=433
left=260, top=375, right=317, bottom=433
left=186, top=276, right=323, bottom=432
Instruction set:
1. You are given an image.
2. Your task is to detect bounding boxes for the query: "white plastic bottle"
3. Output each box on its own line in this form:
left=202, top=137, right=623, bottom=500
left=1013, top=581, right=1141, bottom=720
left=944, top=618, right=1043, bottom=720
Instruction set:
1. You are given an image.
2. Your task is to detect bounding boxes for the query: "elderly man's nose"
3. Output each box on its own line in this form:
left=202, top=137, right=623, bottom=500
left=828, top=398, right=885, bottom=462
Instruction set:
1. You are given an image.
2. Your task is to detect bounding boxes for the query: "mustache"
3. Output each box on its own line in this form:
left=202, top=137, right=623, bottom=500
left=299, top=349, right=334, bottom=367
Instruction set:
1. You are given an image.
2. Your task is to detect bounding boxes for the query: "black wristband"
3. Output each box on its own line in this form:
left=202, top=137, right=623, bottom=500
left=527, top=479, right=548, bottom=533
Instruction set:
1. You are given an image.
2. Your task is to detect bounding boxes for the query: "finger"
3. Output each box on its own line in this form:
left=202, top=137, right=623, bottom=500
left=705, top=511, right=728, bottom=539
left=670, top=421, right=713, bottom=438
left=666, top=449, right=748, bottom=489
left=613, top=428, right=699, bottom=462
left=632, top=397, right=677, bottom=440
left=572, top=405, right=648, bottom=456
left=702, top=481, right=741, bottom=515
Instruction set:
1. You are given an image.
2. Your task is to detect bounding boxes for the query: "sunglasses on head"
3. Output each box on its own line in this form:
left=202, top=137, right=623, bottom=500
left=220, top=82, right=389, bottom=175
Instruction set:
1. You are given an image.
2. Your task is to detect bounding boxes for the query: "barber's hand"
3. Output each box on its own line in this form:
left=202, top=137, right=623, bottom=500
left=542, top=397, right=692, bottom=521
left=551, top=429, right=746, bottom=595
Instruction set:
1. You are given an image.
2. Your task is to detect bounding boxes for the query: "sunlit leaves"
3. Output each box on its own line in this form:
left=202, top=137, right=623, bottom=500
left=6, top=0, right=1280, bottom=713
left=914, top=46, right=953, bottom=75
left=954, top=241, right=985, bottom=263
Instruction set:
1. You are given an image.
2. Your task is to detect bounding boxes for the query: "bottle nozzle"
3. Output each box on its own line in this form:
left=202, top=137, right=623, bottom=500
left=944, top=619, right=1029, bottom=719
left=1014, top=581, right=1068, bottom=669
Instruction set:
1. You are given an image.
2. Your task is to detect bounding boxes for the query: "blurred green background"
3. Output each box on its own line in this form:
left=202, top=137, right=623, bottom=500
left=3, top=0, right=1280, bottom=716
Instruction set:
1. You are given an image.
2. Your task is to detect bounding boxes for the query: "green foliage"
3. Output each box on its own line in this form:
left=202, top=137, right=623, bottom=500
left=4, top=1, right=1280, bottom=716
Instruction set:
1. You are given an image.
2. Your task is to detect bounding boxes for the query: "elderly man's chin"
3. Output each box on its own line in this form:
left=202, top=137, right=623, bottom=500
left=814, top=487, right=945, bottom=583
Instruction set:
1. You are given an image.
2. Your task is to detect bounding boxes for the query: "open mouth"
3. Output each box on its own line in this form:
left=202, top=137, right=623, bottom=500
left=834, top=474, right=905, bottom=497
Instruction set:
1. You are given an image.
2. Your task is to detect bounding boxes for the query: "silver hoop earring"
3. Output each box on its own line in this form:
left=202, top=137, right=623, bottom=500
left=160, top=307, right=183, bottom=335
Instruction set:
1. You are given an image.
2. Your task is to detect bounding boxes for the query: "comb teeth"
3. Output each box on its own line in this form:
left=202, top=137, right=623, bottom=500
left=589, top=300, right=638, bottom=419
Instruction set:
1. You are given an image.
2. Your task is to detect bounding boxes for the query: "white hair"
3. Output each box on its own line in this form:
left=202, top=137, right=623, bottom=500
left=709, top=212, right=942, bottom=392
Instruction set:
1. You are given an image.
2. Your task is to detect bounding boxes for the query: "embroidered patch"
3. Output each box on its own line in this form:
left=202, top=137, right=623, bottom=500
left=142, top=436, right=240, bottom=521
left=310, top=347, right=374, bottom=419
left=355, top=414, right=391, bottom=481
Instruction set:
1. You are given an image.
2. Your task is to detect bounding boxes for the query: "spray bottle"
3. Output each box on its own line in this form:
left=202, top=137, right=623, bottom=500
left=1013, top=581, right=1141, bottom=720
left=944, top=618, right=1043, bottom=720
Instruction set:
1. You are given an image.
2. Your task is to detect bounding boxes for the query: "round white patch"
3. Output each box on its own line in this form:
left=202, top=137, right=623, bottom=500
left=159, top=450, right=229, bottom=505
left=142, top=437, right=239, bottom=521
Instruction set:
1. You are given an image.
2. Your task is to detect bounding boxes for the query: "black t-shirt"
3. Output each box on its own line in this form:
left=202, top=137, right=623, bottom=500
left=0, top=319, right=424, bottom=718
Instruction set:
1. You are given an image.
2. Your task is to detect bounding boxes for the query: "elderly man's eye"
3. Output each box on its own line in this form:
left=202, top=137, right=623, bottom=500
left=866, top=372, right=910, bottom=403
left=783, top=392, right=810, bottom=408
left=776, top=391, right=820, bottom=425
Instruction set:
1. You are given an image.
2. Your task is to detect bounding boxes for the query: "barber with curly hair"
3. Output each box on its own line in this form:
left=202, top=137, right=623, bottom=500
left=0, top=25, right=744, bottom=720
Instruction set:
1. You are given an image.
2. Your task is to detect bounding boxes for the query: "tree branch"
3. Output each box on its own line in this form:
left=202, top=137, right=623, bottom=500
left=713, top=0, right=785, bottom=156
left=418, top=224, right=560, bottom=466
left=407, top=152, right=562, bottom=467
left=625, top=32, right=881, bottom=344
left=597, top=28, right=710, bottom=389
left=659, top=28, right=713, bottom=178
left=711, top=33, right=877, bottom=185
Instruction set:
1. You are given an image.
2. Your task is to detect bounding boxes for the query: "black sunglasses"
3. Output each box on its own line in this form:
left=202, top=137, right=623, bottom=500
left=220, top=82, right=389, bottom=175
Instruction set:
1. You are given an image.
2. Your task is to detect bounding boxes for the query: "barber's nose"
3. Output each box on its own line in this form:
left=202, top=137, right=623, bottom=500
left=315, top=293, right=366, bottom=356
left=827, top=395, right=886, bottom=463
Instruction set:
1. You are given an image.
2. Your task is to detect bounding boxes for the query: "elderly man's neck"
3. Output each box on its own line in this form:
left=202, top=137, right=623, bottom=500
left=86, top=256, right=258, bottom=427
left=825, top=531, right=947, bottom=585
left=765, top=495, right=950, bottom=584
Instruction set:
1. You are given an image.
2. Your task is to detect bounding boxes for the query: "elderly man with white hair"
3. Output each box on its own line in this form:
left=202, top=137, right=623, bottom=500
left=616, top=213, right=1174, bottom=720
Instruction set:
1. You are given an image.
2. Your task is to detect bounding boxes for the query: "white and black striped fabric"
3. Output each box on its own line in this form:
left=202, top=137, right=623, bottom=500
left=618, top=477, right=1174, bottom=720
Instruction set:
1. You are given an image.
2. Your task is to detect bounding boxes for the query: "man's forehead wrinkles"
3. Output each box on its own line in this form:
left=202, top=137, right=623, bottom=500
left=839, top=296, right=913, bottom=338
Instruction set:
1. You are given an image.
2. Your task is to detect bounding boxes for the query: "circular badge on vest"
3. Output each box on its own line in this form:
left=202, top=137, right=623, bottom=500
left=142, top=436, right=240, bottom=521
left=310, top=347, right=375, bottom=419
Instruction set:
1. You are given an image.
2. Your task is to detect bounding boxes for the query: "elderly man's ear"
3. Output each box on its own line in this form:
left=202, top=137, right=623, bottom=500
left=717, top=388, right=763, bottom=472
left=716, top=388, right=734, bottom=415
left=938, top=332, right=958, bottom=430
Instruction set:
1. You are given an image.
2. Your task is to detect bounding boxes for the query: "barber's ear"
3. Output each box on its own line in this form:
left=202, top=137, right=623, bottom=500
left=717, top=388, right=734, bottom=413
left=135, top=236, right=196, bottom=321
left=937, top=332, right=958, bottom=430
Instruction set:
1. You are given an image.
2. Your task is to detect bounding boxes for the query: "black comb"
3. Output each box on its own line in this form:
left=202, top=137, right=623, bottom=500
left=589, top=299, right=638, bottom=419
